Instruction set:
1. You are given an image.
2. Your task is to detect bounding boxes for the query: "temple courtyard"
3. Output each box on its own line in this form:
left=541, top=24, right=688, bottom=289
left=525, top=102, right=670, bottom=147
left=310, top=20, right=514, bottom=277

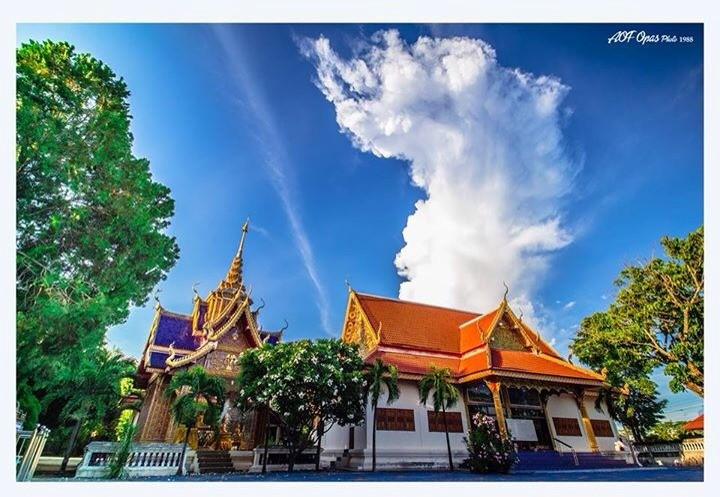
left=37, top=467, right=702, bottom=482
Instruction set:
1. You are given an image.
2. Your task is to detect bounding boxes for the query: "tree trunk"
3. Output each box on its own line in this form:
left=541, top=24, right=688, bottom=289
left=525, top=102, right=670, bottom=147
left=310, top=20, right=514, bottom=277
left=262, top=408, right=271, bottom=475
left=288, top=445, right=295, bottom=473
left=442, top=404, right=453, bottom=471
left=372, top=405, right=377, bottom=472
left=632, top=425, right=654, bottom=466
left=315, top=419, right=324, bottom=471
left=176, top=426, right=191, bottom=476
left=59, top=417, right=82, bottom=475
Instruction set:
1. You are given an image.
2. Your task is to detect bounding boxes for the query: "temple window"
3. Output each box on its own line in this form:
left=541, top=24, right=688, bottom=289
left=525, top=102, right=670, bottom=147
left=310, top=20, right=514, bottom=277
left=552, top=417, right=582, bottom=437
left=590, top=419, right=614, bottom=437
left=376, top=408, right=416, bottom=431
left=427, top=411, right=463, bottom=433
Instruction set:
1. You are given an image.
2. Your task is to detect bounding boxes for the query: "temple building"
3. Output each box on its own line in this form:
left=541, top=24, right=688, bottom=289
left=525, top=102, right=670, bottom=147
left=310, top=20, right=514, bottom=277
left=322, top=290, right=626, bottom=469
left=133, top=221, right=282, bottom=452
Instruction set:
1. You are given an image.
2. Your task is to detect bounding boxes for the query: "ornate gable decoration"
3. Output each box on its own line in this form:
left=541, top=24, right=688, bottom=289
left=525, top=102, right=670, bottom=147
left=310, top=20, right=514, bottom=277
left=342, top=292, right=379, bottom=356
left=485, top=302, right=538, bottom=353
left=489, top=316, right=527, bottom=351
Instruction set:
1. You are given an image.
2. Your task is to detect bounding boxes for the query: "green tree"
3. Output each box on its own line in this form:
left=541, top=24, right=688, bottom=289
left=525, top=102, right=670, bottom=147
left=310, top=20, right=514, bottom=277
left=165, top=366, right=226, bottom=476
left=593, top=380, right=667, bottom=443
left=418, top=365, right=460, bottom=471
left=364, top=358, right=399, bottom=472
left=16, top=39, right=179, bottom=427
left=236, top=339, right=366, bottom=472
left=46, top=347, right=135, bottom=474
left=645, top=420, right=686, bottom=443
left=571, top=310, right=667, bottom=442
left=572, top=227, right=703, bottom=397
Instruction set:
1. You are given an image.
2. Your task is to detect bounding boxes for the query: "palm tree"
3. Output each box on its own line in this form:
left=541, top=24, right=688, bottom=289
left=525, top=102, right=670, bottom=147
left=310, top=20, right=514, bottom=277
left=364, top=358, right=399, bottom=472
left=54, top=349, right=136, bottom=474
left=165, top=366, right=226, bottom=476
left=418, top=365, right=460, bottom=471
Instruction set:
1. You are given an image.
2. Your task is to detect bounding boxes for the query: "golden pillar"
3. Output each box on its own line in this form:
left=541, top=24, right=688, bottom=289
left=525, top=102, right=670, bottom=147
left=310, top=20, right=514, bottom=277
left=575, top=391, right=599, bottom=452
left=486, top=380, right=508, bottom=438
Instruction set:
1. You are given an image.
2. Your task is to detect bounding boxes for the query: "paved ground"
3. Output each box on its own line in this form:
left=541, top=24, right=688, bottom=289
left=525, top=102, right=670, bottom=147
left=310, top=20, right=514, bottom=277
left=40, top=466, right=702, bottom=482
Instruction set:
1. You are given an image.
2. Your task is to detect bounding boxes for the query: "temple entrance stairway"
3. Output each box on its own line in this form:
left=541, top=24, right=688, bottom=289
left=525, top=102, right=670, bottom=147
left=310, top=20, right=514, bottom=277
left=196, top=450, right=235, bottom=474
left=513, top=451, right=630, bottom=471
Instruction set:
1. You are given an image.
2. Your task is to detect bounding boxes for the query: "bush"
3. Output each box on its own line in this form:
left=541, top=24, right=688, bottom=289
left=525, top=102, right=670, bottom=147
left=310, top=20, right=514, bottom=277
left=462, top=414, right=517, bottom=473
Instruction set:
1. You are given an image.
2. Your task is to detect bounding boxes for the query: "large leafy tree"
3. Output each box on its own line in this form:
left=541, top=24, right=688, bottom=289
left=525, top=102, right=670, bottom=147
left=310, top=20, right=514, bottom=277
left=16, top=39, right=179, bottom=427
left=235, top=339, right=366, bottom=472
left=418, top=365, right=460, bottom=471
left=45, top=347, right=136, bottom=474
left=165, top=366, right=226, bottom=476
left=572, top=227, right=703, bottom=398
left=571, top=312, right=667, bottom=441
left=364, top=358, right=399, bottom=472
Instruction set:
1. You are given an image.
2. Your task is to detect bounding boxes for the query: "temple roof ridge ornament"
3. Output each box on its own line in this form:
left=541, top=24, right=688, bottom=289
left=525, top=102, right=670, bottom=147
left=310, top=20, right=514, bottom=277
left=153, top=288, right=162, bottom=309
left=218, top=218, right=250, bottom=292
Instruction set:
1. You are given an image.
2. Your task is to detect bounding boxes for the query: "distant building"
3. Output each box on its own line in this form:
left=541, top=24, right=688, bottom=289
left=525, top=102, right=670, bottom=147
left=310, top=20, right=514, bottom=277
left=682, top=414, right=704, bottom=433
left=133, top=221, right=282, bottom=451
left=323, top=290, right=624, bottom=469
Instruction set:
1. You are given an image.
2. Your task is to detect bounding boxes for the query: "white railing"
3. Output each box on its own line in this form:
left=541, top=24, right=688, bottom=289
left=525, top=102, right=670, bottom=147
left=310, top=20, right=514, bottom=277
left=17, top=425, right=51, bottom=481
left=75, top=441, right=193, bottom=478
left=680, top=437, right=704, bottom=466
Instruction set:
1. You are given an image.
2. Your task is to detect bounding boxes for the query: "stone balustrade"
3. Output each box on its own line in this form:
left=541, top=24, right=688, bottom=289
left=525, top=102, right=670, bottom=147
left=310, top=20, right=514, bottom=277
left=75, top=441, right=195, bottom=478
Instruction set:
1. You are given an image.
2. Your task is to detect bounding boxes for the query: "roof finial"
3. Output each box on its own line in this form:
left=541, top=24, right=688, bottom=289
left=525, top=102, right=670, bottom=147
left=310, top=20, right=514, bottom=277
left=502, top=281, right=509, bottom=302
left=345, top=276, right=352, bottom=293
left=192, top=282, right=200, bottom=298
left=280, top=319, right=289, bottom=333
left=153, top=288, right=162, bottom=308
left=255, top=298, right=266, bottom=313
left=236, top=217, right=250, bottom=259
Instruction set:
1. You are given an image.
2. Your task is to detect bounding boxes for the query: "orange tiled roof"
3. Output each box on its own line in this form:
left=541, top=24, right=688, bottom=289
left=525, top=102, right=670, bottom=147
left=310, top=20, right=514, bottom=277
left=356, top=293, right=480, bottom=354
left=489, top=349, right=604, bottom=382
left=683, top=414, right=704, bottom=431
left=353, top=292, right=603, bottom=384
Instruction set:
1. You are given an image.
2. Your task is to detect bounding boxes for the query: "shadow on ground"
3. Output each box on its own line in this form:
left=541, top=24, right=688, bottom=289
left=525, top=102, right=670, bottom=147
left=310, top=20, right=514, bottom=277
left=35, top=466, right=703, bottom=482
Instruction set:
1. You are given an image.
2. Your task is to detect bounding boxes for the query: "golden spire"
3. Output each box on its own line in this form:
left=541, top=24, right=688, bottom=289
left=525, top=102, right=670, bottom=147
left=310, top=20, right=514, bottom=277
left=220, top=218, right=249, bottom=290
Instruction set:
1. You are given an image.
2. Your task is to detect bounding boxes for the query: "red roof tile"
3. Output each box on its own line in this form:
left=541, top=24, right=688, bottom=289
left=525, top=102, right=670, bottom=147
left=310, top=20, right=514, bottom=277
left=353, top=292, right=603, bottom=384
left=489, top=349, right=604, bottom=381
left=356, top=293, right=480, bottom=354
left=683, top=414, right=703, bottom=431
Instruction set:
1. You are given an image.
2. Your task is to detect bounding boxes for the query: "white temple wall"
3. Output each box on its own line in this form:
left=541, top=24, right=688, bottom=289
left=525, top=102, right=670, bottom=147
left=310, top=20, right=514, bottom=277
left=545, top=392, right=591, bottom=451
left=365, top=379, right=469, bottom=453
left=583, top=394, right=621, bottom=452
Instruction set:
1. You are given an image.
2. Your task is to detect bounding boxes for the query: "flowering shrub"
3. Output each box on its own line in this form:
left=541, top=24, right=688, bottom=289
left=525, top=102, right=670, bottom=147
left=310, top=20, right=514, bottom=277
left=462, top=414, right=517, bottom=473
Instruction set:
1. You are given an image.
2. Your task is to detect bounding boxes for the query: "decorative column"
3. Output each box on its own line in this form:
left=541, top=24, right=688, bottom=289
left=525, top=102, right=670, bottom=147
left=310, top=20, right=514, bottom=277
left=575, top=390, right=599, bottom=452
left=486, top=380, right=508, bottom=438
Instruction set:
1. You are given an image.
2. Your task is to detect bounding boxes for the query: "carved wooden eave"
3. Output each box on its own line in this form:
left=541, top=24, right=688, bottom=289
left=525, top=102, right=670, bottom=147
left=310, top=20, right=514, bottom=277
left=341, top=290, right=380, bottom=358
left=458, top=369, right=606, bottom=387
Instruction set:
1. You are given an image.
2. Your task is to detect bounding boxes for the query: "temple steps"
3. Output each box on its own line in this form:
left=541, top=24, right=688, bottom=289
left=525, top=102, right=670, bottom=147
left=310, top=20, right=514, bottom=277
left=196, top=450, right=235, bottom=474
left=513, top=451, right=630, bottom=471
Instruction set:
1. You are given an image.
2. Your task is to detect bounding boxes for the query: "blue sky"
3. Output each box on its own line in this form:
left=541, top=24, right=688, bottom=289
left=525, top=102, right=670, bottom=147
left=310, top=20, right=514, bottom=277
left=17, top=24, right=703, bottom=420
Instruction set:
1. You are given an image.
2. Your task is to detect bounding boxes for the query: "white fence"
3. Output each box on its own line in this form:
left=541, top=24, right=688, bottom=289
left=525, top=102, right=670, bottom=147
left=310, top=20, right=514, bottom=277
left=75, top=441, right=194, bottom=478
left=17, top=425, right=51, bottom=481
left=633, top=440, right=704, bottom=466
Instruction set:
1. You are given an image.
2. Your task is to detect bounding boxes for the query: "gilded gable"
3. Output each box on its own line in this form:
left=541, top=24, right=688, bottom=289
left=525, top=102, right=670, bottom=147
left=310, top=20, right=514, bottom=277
left=488, top=316, right=527, bottom=351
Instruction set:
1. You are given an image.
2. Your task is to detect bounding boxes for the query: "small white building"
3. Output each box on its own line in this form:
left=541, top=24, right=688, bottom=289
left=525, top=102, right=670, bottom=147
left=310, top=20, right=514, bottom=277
left=322, top=291, right=623, bottom=470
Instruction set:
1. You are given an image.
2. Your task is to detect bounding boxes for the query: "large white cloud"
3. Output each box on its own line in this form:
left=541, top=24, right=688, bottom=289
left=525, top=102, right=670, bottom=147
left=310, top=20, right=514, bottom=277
left=302, top=30, right=578, bottom=322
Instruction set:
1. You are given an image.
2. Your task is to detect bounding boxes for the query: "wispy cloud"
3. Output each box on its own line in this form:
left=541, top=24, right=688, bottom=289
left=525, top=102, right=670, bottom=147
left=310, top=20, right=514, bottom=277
left=212, top=26, right=333, bottom=335
left=563, top=301, right=576, bottom=309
